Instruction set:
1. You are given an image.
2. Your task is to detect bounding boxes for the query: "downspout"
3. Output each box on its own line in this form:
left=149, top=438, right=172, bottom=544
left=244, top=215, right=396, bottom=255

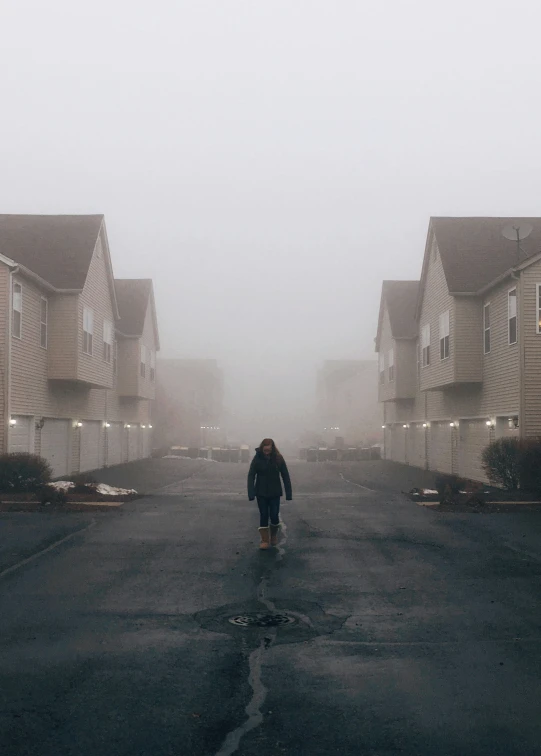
left=5, top=266, right=19, bottom=453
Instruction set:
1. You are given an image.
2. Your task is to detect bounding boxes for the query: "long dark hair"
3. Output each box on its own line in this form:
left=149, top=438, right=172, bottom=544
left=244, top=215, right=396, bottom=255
left=258, top=438, right=283, bottom=463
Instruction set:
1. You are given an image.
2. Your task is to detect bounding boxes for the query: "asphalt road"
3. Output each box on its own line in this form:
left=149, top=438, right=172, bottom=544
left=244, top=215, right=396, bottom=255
left=2, top=460, right=541, bottom=755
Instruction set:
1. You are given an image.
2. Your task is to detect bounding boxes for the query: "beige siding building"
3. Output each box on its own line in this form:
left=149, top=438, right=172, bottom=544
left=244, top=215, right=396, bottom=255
left=376, top=217, right=541, bottom=483
left=0, top=214, right=160, bottom=476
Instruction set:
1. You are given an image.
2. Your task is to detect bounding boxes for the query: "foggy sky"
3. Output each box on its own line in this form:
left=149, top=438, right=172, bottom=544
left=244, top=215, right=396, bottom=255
left=2, top=0, right=541, bottom=440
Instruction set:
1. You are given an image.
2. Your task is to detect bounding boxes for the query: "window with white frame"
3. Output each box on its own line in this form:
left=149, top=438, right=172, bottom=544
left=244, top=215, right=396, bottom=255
left=388, top=348, right=395, bottom=382
left=150, top=350, right=156, bottom=382
left=103, top=320, right=113, bottom=363
left=484, top=303, right=491, bottom=354
left=140, top=344, right=147, bottom=378
left=379, top=352, right=385, bottom=385
left=40, top=298, right=48, bottom=348
left=12, top=282, right=22, bottom=339
left=439, top=310, right=450, bottom=360
left=421, top=324, right=431, bottom=366
left=83, top=307, right=94, bottom=355
left=508, top=288, right=517, bottom=345
left=537, top=285, right=541, bottom=334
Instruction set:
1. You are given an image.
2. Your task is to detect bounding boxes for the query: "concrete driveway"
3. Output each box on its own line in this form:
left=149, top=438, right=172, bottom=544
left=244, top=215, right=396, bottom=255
left=1, top=459, right=541, bottom=755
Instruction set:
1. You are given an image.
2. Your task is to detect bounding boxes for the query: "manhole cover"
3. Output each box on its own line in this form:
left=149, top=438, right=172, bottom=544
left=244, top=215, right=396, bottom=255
left=228, top=612, right=297, bottom=628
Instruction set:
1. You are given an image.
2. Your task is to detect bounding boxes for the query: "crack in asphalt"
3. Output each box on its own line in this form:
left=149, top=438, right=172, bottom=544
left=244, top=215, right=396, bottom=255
left=214, top=520, right=288, bottom=756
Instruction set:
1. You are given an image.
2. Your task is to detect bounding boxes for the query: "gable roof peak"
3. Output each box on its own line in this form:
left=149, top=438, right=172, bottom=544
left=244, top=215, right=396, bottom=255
left=0, top=214, right=104, bottom=290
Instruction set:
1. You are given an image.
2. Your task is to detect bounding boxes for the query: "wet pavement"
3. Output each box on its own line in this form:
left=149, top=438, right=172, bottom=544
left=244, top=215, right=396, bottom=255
left=2, top=459, right=541, bottom=755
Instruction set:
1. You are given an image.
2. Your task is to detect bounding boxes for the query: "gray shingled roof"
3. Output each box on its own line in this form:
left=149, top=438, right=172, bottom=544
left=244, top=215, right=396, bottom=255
left=115, top=279, right=153, bottom=336
left=382, top=280, right=419, bottom=338
left=0, top=214, right=103, bottom=289
left=431, top=217, right=541, bottom=293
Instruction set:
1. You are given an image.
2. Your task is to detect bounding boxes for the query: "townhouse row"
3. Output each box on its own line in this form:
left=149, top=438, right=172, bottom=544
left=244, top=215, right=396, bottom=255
left=0, top=214, right=160, bottom=477
left=376, top=217, right=541, bottom=483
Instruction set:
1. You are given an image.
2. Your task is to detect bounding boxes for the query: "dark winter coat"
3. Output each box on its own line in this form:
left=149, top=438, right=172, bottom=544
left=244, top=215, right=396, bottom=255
left=247, top=450, right=293, bottom=501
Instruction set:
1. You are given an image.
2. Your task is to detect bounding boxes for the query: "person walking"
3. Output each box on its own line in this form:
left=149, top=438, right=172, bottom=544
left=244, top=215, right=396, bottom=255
left=247, top=438, right=292, bottom=549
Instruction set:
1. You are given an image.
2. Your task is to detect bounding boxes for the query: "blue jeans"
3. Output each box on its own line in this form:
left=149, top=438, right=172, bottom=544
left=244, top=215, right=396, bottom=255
left=257, top=496, right=280, bottom=527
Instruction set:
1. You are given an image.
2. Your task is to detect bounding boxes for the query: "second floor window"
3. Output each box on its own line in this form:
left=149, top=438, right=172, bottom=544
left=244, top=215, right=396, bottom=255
left=40, top=298, right=48, bottom=349
left=83, top=307, right=93, bottom=355
left=150, top=350, right=156, bottom=382
left=379, top=353, right=385, bottom=385
left=421, top=324, right=431, bottom=367
left=12, top=282, right=22, bottom=339
left=484, top=303, right=491, bottom=354
left=103, top=320, right=113, bottom=363
left=388, top=348, right=395, bottom=382
left=140, top=344, right=147, bottom=378
left=439, top=310, right=450, bottom=360
left=537, top=284, right=541, bottom=334
left=113, top=341, right=118, bottom=376
left=508, top=289, right=517, bottom=345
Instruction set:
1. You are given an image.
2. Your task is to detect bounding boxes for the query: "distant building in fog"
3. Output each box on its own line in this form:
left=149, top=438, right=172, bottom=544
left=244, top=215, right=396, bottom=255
left=316, top=360, right=383, bottom=446
left=155, top=359, right=224, bottom=448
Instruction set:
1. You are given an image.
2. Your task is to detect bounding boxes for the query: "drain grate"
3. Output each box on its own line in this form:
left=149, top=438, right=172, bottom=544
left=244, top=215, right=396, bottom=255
left=228, top=612, right=297, bottom=628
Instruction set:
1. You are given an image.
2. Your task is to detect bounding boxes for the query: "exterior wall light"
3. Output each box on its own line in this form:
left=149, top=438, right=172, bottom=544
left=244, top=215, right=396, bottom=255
left=382, top=424, right=386, bottom=429
left=149, top=425, right=153, bottom=429
left=141, top=425, right=147, bottom=429
left=422, top=423, right=428, bottom=428
left=403, top=424, right=409, bottom=429
left=75, top=421, right=83, bottom=428
left=104, top=422, right=111, bottom=428
left=9, top=418, right=16, bottom=426
left=125, top=424, right=131, bottom=429
left=449, top=422, right=455, bottom=427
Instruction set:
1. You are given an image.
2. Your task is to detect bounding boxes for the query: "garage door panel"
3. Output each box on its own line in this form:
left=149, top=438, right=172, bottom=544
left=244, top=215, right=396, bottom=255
left=128, top=426, right=140, bottom=461
left=80, top=421, right=101, bottom=472
left=9, top=416, right=33, bottom=454
left=41, top=419, right=70, bottom=478
left=459, top=421, right=490, bottom=483
left=408, top=425, right=426, bottom=469
left=391, top=427, right=406, bottom=464
left=429, top=424, right=452, bottom=474
left=106, top=423, right=123, bottom=467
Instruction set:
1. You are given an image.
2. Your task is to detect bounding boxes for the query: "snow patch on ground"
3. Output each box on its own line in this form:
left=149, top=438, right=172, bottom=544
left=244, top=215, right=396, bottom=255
left=50, top=481, right=137, bottom=496
left=163, top=455, right=218, bottom=462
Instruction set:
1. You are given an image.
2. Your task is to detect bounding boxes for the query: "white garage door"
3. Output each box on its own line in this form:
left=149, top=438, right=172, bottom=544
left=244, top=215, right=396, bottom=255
left=106, top=423, right=124, bottom=467
left=80, top=421, right=101, bottom=472
left=41, top=419, right=70, bottom=478
left=459, top=420, right=490, bottom=483
left=391, top=426, right=406, bottom=464
left=408, top=425, right=426, bottom=469
left=128, top=425, right=140, bottom=461
left=429, top=423, right=452, bottom=474
left=9, top=416, right=33, bottom=453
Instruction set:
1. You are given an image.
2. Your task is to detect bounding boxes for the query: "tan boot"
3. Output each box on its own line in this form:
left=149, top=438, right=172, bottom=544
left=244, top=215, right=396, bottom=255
left=270, top=524, right=280, bottom=546
left=258, top=527, right=270, bottom=550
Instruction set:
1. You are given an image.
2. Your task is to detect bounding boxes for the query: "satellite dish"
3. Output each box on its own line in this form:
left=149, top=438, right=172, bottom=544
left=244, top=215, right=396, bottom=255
left=502, top=222, right=533, bottom=242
